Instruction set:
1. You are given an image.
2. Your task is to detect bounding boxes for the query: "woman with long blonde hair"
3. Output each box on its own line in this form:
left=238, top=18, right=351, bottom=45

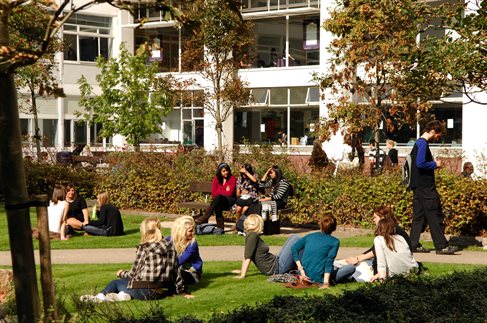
left=84, top=191, right=125, bottom=236
left=81, top=217, right=193, bottom=302
left=169, top=215, right=203, bottom=286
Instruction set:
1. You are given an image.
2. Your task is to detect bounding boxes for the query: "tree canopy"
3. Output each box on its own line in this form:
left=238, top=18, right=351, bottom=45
left=78, top=42, right=181, bottom=150
left=319, top=0, right=483, bottom=142
left=182, top=0, right=253, bottom=161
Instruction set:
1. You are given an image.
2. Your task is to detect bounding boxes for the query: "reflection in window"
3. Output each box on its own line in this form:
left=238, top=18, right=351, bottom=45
left=290, top=107, right=319, bottom=145
left=134, top=27, right=180, bottom=72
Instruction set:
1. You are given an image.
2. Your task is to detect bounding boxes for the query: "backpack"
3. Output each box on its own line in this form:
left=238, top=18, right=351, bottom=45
left=196, top=223, right=224, bottom=235
left=402, top=153, right=413, bottom=189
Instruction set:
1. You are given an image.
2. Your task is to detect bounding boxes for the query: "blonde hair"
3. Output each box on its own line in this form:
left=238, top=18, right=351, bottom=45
left=171, top=215, right=196, bottom=255
left=386, top=139, right=396, bottom=147
left=97, top=192, right=110, bottom=206
left=140, top=217, right=163, bottom=244
left=244, top=214, right=263, bottom=233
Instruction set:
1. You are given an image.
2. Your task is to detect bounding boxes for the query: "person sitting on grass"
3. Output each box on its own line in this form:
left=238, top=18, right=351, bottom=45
left=80, top=217, right=193, bottom=302
left=233, top=214, right=300, bottom=278
left=65, top=183, right=89, bottom=232
left=167, top=215, right=203, bottom=287
left=47, top=184, right=69, bottom=240
left=83, top=192, right=125, bottom=237
left=343, top=206, right=413, bottom=279
left=372, top=217, right=419, bottom=281
left=291, top=215, right=356, bottom=288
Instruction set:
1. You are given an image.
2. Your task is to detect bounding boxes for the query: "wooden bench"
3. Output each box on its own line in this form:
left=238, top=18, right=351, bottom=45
left=177, top=181, right=213, bottom=217
left=71, top=155, right=103, bottom=166
left=177, top=181, right=294, bottom=235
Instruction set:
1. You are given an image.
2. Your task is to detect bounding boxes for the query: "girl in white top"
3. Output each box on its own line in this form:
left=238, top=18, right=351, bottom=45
left=373, top=218, right=418, bottom=281
left=47, top=184, right=69, bottom=240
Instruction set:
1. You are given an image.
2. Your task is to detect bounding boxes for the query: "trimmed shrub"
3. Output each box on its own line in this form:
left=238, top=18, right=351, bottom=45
left=23, top=149, right=487, bottom=236
left=204, top=267, right=487, bottom=322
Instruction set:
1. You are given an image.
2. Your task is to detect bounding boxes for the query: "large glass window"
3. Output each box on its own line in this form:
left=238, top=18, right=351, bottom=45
left=41, top=119, right=57, bottom=147
left=252, top=15, right=319, bottom=68
left=235, top=87, right=319, bottom=145
left=63, top=14, right=112, bottom=62
left=427, top=103, right=462, bottom=145
left=289, top=15, right=319, bottom=66
left=135, top=27, right=180, bottom=72
left=242, top=0, right=319, bottom=13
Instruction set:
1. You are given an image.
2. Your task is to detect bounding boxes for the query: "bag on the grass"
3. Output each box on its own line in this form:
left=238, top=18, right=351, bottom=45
left=196, top=223, right=224, bottom=235
left=267, top=272, right=298, bottom=283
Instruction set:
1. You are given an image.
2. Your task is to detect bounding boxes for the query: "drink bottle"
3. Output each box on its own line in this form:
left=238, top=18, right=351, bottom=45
left=92, top=204, right=97, bottom=219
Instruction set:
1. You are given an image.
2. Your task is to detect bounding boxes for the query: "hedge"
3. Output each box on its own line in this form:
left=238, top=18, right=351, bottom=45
left=23, top=149, right=487, bottom=236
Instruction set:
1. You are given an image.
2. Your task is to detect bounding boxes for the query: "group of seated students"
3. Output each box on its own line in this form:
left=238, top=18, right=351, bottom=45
left=194, top=162, right=291, bottom=231
left=74, top=162, right=419, bottom=301
left=47, top=183, right=125, bottom=240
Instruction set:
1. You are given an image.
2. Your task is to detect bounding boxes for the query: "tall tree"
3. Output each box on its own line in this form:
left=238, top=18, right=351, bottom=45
left=319, top=0, right=462, bottom=166
left=11, top=3, right=64, bottom=161
left=0, top=1, right=180, bottom=321
left=182, top=0, right=252, bottom=162
left=78, top=42, right=180, bottom=151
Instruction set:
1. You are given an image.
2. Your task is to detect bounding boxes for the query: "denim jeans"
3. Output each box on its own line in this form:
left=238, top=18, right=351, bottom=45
left=83, top=225, right=108, bottom=236
left=277, top=234, right=301, bottom=274
left=101, top=278, right=152, bottom=300
left=331, top=264, right=356, bottom=284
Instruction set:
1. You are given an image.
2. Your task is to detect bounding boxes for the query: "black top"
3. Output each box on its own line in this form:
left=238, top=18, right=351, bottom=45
left=89, top=203, right=125, bottom=236
left=410, top=138, right=435, bottom=189
left=67, top=196, right=87, bottom=222
left=388, top=148, right=398, bottom=166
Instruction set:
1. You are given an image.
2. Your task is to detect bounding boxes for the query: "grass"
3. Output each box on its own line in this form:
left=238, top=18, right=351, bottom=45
left=14, top=261, right=480, bottom=321
left=1, top=208, right=484, bottom=252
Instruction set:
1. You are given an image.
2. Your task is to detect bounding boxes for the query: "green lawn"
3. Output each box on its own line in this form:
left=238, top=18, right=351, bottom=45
left=0, top=208, right=484, bottom=252
left=37, top=262, right=485, bottom=321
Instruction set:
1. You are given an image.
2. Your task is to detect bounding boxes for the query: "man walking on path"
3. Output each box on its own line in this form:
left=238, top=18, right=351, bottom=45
left=409, top=120, right=458, bottom=255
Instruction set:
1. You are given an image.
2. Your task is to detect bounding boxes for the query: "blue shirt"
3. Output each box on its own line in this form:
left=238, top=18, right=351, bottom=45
left=167, top=237, right=203, bottom=274
left=291, top=232, right=339, bottom=283
left=415, top=138, right=437, bottom=170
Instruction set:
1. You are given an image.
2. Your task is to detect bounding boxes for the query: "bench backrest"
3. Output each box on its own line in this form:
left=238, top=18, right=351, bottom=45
left=189, top=181, right=213, bottom=193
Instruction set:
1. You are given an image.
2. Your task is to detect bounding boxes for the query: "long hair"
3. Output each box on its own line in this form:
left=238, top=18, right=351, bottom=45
left=51, top=184, right=65, bottom=204
left=375, top=218, right=397, bottom=252
left=240, top=163, right=254, bottom=180
left=140, top=217, right=163, bottom=244
left=373, top=206, right=397, bottom=224
left=270, top=165, right=284, bottom=185
left=171, top=215, right=196, bottom=255
left=215, top=162, right=232, bottom=184
left=97, top=192, right=110, bottom=206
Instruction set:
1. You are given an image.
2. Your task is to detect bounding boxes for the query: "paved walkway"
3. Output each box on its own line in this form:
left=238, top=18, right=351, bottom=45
left=1, top=216, right=486, bottom=266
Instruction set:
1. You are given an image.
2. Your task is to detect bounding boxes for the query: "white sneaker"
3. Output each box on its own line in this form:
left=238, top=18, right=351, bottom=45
left=116, top=291, right=131, bottom=301
left=106, top=291, right=131, bottom=302
left=80, top=293, right=109, bottom=302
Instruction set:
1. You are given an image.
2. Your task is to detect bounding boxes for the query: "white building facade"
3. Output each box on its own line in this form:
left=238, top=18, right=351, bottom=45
left=18, top=0, right=486, bottom=177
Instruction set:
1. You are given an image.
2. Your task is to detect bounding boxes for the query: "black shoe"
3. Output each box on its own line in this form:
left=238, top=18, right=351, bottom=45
left=413, top=246, right=430, bottom=253
left=436, top=246, right=459, bottom=255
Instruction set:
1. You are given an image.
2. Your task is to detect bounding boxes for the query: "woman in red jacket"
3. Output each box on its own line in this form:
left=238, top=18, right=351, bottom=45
left=195, top=162, right=236, bottom=230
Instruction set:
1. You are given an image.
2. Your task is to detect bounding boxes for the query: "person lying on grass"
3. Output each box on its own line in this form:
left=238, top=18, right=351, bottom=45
left=81, top=217, right=194, bottom=302
left=291, top=215, right=356, bottom=288
left=233, top=214, right=300, bottom=278
left=167, top=215, right=203, bottom=287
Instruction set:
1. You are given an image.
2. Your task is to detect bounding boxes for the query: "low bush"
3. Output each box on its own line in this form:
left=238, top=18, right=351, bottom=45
left=208, top=267, right=487, bottom=322
left=23, top=148, right=487, bottom=235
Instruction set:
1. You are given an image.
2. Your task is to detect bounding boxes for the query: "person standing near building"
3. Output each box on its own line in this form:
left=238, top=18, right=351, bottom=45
left=409, top=120, right=458, bottom=255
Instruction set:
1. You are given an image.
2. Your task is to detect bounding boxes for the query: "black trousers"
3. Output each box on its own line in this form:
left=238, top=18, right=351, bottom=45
left=208, top=195, right=235, bottom=219
left=410, top=186, right=448, bottom=250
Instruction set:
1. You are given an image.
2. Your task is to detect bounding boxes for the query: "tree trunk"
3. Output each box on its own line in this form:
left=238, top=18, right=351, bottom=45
left=0, top=15, right=41, bottom=322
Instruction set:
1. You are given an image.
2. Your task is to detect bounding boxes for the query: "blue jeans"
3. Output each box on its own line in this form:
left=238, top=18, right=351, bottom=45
left=84, top=225, right=108, bottom=236
left=277, top=234, right=301, bottom=274
left=331, top=264, right=356, bottom=284
left=101, top=278, right=151, bottom=300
